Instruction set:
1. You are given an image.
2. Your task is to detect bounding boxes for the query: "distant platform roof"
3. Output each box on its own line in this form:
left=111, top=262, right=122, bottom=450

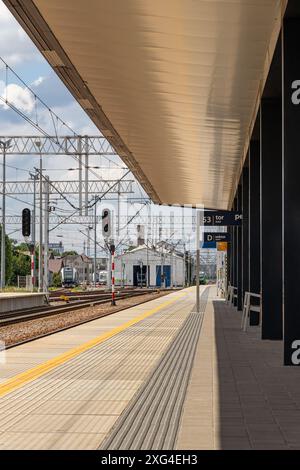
left=4, top=0, right=286, bottom=208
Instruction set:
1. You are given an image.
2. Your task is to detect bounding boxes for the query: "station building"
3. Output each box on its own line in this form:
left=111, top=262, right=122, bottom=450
left=114, top=245, right=185, bottom=287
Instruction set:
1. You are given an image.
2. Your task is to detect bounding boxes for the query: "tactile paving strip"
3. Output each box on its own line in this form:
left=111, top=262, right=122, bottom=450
left=99, top=288, right=210, bottom=450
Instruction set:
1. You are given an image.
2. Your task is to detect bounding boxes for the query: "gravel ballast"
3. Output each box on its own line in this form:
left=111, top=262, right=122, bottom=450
left=0, top=291, right=172, bottom=348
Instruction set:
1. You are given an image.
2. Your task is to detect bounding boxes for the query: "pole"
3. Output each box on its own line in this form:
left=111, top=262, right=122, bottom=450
left=196, top=210, right=200, bottom=313
left=32, top=171, right=37, bottom=288
left=30, top=249, right=34, bottom=292
left=43, top=177, right=49, bottom=292
left=146, top=243, right=149, bottom=288
left=171, top=249, right=174, bottom=288
left=84, top=135, right=88, bottom=216
left=87, top=226, right=90, bottom=257
left=117, top=184, right=123, bottom=287
left=38, top=147, right=43, bottom=292
left=107, top=253, right=111, bottom=290
left=111, top=243, right=116, bottom=305
left=183, top=242, right=186, bottom=287
left=117, top=183, right=120, bottom=237
left=78, top=137, right=82, bottom=215
left=94, top=197, right=97, bottom=287
left=1, top=145, right=6, bottom=289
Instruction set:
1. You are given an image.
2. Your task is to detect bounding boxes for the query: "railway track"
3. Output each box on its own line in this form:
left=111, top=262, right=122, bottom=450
left=49, top=288, right=154, bottom=302
left=0, top=290, right=162, bottom=327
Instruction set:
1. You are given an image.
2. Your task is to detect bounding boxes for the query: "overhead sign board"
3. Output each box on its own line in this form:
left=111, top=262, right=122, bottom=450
left=203, top=211, right=242, bottom=226
left=204, top=232, right=230, bottom=243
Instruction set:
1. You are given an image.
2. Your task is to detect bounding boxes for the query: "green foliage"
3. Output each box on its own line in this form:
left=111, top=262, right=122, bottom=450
left=51, top=272, right=62, bottom=287
left=50, top=249, right=61, bottom=257
left=62, top=250, right=78, bottom=256
left=10, top=243, right=31, bottom=285
left=125, top=245, right=137, bottom=252
left=15, top=242, right=30, bottom=252
left=0, top=225, right=13, bottom=284
left=0, top=226, right=32, bottom=285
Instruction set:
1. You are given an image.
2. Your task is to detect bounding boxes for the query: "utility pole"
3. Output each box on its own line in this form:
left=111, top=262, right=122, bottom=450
left=183, top=242, right=186, bottom=287
left=78, top=137, right=82, bottom=215
left=43, top=177, right=49, bottom=292
left=30, top=170, right=38, bottom=287
left=36, top=140, right=43, bottom=292
left=0, top=139, right=12, bottom=290
left=159, top=210, right=164, bottom=288
left=146, top=216, right=150, bottom=288
left=84, top=135, right=89, bottom=216
left=196, top=210, right=201, bottom=313
left=171, top=248, right=174, bottom=288
left=94, top=196, right=98, bottom=287
left=87, top=226, right=91, bottom=257
left=117, top=184, right=123, bottom=287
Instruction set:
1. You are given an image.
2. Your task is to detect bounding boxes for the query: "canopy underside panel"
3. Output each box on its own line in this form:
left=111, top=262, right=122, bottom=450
left=4, top=0, right=285, bottom=208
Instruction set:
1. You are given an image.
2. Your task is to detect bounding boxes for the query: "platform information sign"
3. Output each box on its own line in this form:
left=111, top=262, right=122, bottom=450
left=201, top=241, right=216, bottom=249
left=204, top=232, right=230, bottom=243
left=203, top=211, right=242, bottom=226
left=217, top=242, right=228, bottom=252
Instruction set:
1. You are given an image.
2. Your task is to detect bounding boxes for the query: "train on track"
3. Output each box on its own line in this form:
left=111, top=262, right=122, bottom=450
left=60, top=266, right=79, bottom=288
left=99, top=270, right=108, bottom=285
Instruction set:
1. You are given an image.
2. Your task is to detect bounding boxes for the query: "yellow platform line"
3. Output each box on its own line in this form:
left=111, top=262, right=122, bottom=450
left=0, top=292, right=186, bottom=399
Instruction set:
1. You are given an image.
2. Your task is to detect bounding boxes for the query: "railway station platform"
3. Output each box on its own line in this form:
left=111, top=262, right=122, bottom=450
left=0, top=292, right=46, bottom=314
left=0, top=285, right=299, bottom=450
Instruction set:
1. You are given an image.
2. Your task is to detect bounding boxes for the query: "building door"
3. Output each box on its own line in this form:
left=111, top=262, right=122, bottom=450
left=133, top=265, right=148, bottom=286
left=156, top=265, right=171, bottom=287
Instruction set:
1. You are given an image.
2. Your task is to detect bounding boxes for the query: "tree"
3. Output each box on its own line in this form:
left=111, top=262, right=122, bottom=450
left=62, top=250, right=78, bottom=256
left=51, top=272, right=62, bottom=287
left=10, top=250, right=31, bottom=285
left=0, top=225, right=13, bottom=284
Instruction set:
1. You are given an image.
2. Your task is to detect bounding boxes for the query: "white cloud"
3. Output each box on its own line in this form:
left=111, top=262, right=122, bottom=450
left=31, top=76, right=45, bottom=87
left=0, top=80, right=35, bottom=113
left=0, top=1, right=42, bottom=66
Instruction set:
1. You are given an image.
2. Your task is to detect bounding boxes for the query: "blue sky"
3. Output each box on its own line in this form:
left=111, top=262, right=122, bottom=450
left=0, top=1, right=197, bottom=253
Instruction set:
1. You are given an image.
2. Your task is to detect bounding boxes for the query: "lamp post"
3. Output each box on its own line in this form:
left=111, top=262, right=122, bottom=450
left=0, top=139, right=12, bottom=290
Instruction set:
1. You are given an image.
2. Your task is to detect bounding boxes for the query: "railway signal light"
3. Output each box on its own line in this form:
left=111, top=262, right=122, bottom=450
left=22, top=208, right=31, bottom=237
left=102, top=208, right=111, bottom=239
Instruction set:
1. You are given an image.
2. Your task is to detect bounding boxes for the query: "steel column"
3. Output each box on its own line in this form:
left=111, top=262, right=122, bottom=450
left=237, top=184, right=243, bottom=311
left=260, top=99, right=282, bottom=340
left=242, top=166, right=249, bottom=302
left=282, top=18, right=300, bottom=364
left=249, top=139, right=261, bottom=325
left=232, top=197, right=238, bottom=306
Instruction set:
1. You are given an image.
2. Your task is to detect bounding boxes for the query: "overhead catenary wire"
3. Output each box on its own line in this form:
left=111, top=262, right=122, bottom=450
left=0, top=55, right=127, bottom=179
